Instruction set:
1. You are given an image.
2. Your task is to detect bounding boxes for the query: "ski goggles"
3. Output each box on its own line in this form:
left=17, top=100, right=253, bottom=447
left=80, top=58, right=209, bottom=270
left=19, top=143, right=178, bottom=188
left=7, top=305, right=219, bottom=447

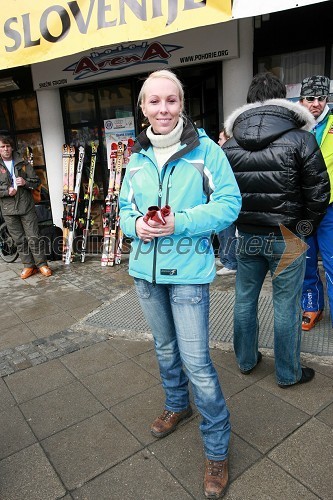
left=301, top=95, right=328, bottom=102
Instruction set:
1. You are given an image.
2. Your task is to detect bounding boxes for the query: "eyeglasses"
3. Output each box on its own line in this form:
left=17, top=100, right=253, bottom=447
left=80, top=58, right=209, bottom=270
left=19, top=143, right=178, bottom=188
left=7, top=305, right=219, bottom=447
left=301, top=95, right=327, bottom=102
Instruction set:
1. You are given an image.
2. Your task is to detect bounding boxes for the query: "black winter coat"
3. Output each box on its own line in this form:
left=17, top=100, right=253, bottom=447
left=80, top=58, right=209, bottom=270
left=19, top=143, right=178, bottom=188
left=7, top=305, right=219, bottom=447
left=223, top=99, right=330, bottom=235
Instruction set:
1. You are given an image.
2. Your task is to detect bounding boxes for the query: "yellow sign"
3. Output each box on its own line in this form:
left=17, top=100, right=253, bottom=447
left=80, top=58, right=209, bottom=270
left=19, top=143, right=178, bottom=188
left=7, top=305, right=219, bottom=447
left=0, top=0, right=232, bottom=70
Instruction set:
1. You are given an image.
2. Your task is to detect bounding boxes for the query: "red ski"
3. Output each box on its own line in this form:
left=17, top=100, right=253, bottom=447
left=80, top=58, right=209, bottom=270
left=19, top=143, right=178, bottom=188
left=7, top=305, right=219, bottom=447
left=101, top=141, right=125, bottom=266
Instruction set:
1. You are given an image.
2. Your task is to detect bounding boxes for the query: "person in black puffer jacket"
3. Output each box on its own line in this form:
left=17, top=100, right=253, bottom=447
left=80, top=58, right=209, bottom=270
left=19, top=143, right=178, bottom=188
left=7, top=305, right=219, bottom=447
left=222, top=72, right=330, bottom=388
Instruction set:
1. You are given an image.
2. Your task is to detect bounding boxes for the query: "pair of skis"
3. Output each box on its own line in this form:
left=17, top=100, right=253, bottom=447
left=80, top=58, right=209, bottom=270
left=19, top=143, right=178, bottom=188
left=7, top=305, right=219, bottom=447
left=101, top=139, right=134, bottom=266
left=62, top=144, right=74, bottom=263
left=62, top=145, right=85, bottom=264
left=80, top=142, right=98, bottom=263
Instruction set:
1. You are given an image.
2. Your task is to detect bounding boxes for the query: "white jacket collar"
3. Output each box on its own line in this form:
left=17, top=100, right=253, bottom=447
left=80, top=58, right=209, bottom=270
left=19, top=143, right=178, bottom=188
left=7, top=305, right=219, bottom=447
left=224, top=98, right=315, bottom=137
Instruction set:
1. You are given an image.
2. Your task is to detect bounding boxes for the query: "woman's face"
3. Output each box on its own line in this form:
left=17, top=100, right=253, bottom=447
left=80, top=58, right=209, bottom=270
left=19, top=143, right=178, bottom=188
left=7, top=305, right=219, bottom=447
left=141, top=77, right=182, bottom=135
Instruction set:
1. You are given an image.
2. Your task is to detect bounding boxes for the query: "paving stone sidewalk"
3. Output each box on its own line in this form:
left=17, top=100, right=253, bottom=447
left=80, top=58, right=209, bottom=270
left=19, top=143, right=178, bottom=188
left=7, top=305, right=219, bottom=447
left=0, top=256, right=332, bottom=499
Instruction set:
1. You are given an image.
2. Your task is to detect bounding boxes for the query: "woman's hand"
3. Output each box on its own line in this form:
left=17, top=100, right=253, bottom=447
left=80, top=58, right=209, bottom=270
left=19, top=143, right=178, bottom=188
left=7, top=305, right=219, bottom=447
left=136, top=213, right=175, bottom=242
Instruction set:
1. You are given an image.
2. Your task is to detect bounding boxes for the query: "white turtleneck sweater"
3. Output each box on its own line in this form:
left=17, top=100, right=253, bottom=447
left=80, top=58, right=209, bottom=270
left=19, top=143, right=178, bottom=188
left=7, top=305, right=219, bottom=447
left=146, top=117, right=184, bottom=172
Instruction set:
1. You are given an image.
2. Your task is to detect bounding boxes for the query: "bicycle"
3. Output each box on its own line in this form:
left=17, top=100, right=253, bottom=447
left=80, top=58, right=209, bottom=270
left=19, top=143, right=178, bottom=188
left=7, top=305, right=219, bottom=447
left=0, top=209, right=19, bottom=263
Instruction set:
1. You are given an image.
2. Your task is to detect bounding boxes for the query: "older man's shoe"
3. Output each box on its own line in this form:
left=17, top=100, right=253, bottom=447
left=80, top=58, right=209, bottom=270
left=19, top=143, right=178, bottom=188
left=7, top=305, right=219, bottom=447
left=21, top=267, right=38, bottom=279
left=151, top=406, right=192, bottom=438
left=39, top=265, right=52, bottom=277
left=204, top=458, right=229, bottom=498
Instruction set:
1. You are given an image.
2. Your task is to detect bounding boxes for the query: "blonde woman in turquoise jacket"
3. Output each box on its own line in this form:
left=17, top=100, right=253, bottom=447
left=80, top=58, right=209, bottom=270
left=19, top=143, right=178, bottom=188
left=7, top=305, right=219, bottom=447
left=119, top=69, right=241, bottom=499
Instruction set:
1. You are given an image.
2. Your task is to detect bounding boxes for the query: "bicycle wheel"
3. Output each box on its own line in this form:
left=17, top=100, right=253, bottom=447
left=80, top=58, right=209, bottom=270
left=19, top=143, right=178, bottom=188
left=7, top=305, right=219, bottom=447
left=0, top=222, right=19, bottom=263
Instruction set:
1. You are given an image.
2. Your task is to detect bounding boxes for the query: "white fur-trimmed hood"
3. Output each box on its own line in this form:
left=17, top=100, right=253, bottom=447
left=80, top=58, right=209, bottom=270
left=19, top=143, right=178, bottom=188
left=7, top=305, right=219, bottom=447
left=224, top=98, right=315, bottom=138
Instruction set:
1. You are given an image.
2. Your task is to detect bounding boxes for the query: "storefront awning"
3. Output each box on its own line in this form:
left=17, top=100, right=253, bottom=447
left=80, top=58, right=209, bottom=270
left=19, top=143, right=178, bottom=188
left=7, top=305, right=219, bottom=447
left=0, top=0, right=232, bottom=70
left=232, top=0, right=330, bottom=19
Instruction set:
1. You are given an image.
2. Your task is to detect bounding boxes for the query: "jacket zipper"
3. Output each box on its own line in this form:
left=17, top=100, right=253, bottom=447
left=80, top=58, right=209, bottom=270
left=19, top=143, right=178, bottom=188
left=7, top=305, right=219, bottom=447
left=152, top=169, right=162, bottom=285
left=152, top=165, right=176, bottom=285
left=165, top=166, right=175, bottom=206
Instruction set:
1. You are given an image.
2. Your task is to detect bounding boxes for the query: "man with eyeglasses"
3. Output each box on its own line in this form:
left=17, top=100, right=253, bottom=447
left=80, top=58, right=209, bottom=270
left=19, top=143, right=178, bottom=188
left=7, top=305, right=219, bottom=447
left=299, top=75, right=333, bottom=331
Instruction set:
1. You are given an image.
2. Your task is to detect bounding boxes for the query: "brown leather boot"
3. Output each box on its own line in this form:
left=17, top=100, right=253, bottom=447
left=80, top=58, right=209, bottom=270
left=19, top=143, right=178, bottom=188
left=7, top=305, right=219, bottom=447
left=150, top=406, right=192, bottom=438
left=204, top=458, right=229, bottom=498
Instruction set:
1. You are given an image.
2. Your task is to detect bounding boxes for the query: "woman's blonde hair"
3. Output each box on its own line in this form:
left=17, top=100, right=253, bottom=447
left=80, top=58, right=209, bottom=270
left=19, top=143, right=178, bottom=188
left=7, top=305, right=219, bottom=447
left=138, top=69, right=185, bottom=115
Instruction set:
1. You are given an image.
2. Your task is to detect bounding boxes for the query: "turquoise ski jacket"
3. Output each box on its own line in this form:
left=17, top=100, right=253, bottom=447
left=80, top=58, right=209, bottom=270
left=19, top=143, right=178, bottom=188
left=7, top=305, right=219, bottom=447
left=119, top=120, right=241, bottom=284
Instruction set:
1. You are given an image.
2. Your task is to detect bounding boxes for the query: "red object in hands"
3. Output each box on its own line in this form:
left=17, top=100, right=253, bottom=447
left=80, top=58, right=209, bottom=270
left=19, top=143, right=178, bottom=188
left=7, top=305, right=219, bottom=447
left=160, top=205, right=171, bottom=218
left=143, top=205, right=171, bottom=226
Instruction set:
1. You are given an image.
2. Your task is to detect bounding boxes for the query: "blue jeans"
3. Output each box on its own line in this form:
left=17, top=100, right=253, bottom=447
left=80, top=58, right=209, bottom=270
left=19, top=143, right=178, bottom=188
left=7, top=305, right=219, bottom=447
left=302, top=203, right=333, bottom=325
left=134, top=279, right=230, bottom=460
left=217, top=224, right=237, bottom=270
left=234, top=231, right=306, bottom=386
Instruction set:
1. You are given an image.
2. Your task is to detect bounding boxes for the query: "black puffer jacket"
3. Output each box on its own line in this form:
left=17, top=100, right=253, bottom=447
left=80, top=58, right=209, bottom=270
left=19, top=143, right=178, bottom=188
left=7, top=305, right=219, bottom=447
left=223, top=99, right=330, bottom=235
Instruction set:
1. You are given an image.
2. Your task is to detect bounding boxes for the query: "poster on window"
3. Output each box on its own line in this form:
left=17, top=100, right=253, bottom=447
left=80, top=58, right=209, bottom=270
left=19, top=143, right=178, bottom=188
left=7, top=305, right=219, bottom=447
left=104, top=117, right=135, bottom=172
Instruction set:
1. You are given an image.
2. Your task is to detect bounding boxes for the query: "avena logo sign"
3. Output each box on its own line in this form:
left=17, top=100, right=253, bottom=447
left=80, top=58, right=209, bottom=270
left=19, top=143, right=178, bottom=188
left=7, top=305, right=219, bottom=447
left=64, top=41, right=181, bottom=80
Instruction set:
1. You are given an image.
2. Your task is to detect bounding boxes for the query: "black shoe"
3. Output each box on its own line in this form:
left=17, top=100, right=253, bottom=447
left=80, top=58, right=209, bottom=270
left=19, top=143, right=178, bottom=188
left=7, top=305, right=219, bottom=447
left=240, top=352, right=262, bottom=375
left=278, top=367, right=315, bottom=388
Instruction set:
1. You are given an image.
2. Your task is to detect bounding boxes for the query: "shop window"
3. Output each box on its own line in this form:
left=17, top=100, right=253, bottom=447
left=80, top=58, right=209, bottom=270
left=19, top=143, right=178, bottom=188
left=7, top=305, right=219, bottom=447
left=16, top=132, right=45, bottom=166
left=98, top=83, right=133, bottom=165
left=0, top=93, right=49, bottom=205
left=98, top=84, right=132, bottom=120
left=63, top=89, right=96, bottom=124
left=183, top=68, right=219, bottom=140
left=258, top=47, right=325, bottom=85
left=61, top=82, right=134, bottom=212
left=68, top=126, right=99, bottom=149
left=0, top=100, right=10, bottom=132
left=12, top=95, right=41, bottom=130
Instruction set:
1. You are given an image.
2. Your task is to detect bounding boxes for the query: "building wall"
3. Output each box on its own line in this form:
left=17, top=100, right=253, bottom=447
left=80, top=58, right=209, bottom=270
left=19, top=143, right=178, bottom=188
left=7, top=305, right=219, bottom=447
left=36, top=90, right=65, bottom=228
left=223, top=18, right=253, bottom=118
